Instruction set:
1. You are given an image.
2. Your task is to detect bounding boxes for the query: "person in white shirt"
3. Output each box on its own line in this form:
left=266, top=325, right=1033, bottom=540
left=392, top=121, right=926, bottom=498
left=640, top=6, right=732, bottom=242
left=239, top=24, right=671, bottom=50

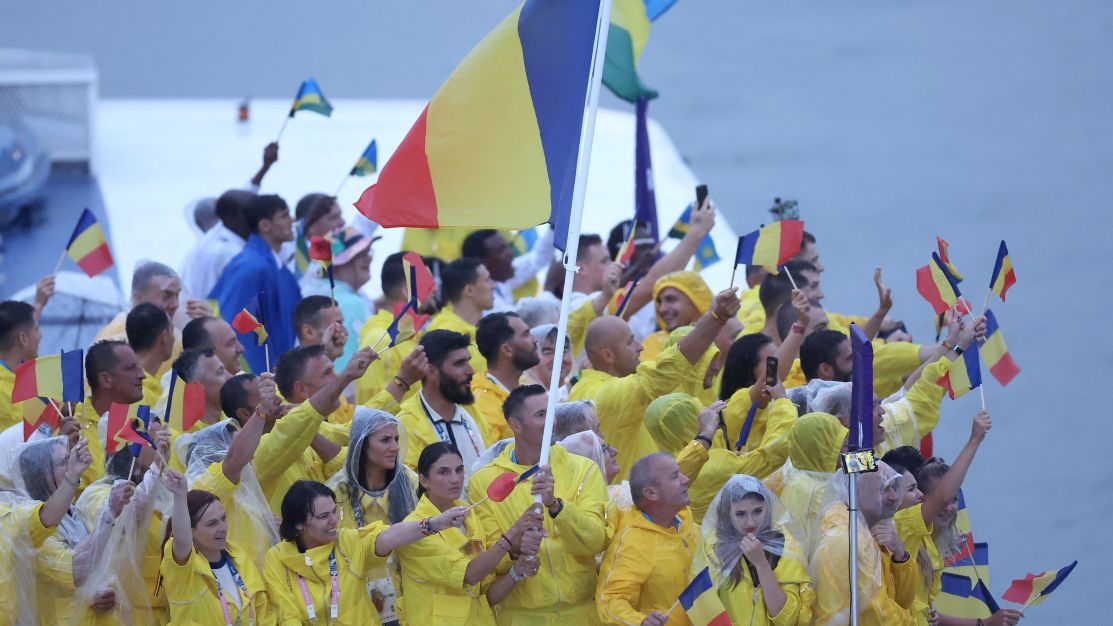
left=460, top=227, right=555, bottom=313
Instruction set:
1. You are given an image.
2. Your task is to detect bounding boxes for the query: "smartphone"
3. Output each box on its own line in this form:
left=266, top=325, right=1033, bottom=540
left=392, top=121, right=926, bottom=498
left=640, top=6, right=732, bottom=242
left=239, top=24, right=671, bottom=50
left=765, top=356, right=779, bottom=387
left=695, top=184, right=709, bottom=210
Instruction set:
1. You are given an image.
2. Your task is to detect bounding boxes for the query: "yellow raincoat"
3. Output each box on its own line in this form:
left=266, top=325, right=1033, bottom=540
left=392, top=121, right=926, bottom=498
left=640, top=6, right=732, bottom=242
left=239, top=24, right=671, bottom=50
left=423, top=304, right=487, bottom=377
left=722, top=388, right=798, bottom=454
left=717, top=535, right=814, bottom=626
left=395, top=392, right=493, bottom=470
left=662, top=327, right=721, bottom=406
left=263, top=523, right=390, bottom=625
left=355, top=308, right=418, bottom=404
left=597, top=506, right=699, bottom=626
left=0, top=364, right=22, bottom=430
left=95, top=313, right=182, bottom=378
left=141, top=371, right=162, bottom=408
left=0, top=501, right=51, bottom=624
left=811, top=505, right=919, bottom=626
left=161, top=541, right=274, bottom=626
left=570, top=345, right=702, bottom=481
left=640, top=272, right=712, bottom=363
left=467, top=443, right=607, bottom=625
left=894, top=503, right=943, bottom=625
left=77, top=398, right=105, bottom=490
left=776, top=413, right=848, bottom=544
left=877, top=357, right=953, bottom=456
left=470, top=373, right=517, bottom=441
left=396, top=495, right=497, bottom=625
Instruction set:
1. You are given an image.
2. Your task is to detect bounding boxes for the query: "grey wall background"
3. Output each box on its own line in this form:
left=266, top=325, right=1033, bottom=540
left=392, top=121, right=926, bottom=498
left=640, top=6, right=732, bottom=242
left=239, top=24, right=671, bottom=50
left=7, top=1, right=1112, bottom=621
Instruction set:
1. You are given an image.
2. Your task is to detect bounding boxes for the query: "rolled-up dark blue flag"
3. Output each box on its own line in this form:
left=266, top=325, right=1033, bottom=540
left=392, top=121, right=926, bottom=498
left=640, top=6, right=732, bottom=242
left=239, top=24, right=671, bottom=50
left=849, top=323, right=874, bottom=449
left=633, top=96, right=659, bottom=242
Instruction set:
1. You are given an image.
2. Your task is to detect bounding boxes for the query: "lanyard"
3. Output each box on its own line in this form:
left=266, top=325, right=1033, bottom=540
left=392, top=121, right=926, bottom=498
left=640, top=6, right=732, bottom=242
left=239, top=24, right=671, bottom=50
left=213, top=553, right=254, bottom=626
left=297, top=549, right=340, bottom=622
left=419, top=395, right=482, bottom=457
left=350, top=487, right=365, bottom=528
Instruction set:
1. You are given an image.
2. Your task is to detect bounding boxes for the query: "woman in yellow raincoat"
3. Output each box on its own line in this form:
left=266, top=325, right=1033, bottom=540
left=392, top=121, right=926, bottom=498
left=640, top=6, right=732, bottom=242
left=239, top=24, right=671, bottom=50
left=396, top=442, right=544, bottom=625
left=262, top=479, right=467, bottom=624
left=700, top=475, right=813, bottom=626
left=161, top=470, right=274, bottom=625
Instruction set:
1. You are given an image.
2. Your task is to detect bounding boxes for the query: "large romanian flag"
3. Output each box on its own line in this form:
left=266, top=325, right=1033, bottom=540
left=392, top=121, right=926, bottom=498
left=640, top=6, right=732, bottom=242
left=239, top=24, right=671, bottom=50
left=355, top=0, right=604, bottom=252
left=733, top=220, right=805, bottom=273
left=11, top=350, right=84, bottom=403
left=602, top=0, right=677, bottom=102
left=65, top=209, right=114, bottom=277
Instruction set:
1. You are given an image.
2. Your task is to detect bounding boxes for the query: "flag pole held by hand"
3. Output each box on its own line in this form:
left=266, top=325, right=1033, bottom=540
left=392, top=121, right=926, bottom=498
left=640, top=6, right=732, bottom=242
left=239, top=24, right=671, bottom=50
left=53, top=250, right=67, bottom=275
left=784, top=267, right=800, bottom=290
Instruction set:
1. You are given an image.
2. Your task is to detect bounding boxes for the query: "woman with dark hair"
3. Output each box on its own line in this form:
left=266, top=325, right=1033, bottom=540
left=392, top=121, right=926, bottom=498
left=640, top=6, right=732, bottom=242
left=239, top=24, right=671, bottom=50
left=701, top=475, right=813, bottom=626
left=326, top=408, right=418, bottom=623
left=396, top=443, right=542, bottom=624
left=263, top=479, right=466, bottom=624
left=162, top=471, right=273, bottom=625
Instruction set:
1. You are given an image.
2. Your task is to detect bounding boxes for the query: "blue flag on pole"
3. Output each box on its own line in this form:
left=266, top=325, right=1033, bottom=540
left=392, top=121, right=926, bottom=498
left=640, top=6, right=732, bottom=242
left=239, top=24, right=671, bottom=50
left=633, top=96, right=659, bottom=242
left=849, top=323, right=874, bottom=449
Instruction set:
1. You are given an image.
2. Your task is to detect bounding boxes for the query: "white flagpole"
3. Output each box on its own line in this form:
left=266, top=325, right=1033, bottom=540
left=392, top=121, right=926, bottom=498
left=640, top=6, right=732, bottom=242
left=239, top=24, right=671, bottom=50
left=537, top=0, right=613, bottom=481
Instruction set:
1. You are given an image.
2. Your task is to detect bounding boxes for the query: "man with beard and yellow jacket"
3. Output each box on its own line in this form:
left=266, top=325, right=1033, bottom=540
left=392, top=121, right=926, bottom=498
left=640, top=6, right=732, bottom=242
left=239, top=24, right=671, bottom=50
left=396, top=330, right=493, bottom=473
left=468, top=384, right=607, bottom=625
left=571, top=288, right=741, bottom=482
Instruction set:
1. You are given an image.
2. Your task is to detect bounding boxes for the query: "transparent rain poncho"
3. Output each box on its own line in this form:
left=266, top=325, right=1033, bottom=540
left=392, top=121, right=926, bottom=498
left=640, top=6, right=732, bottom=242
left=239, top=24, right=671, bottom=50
left=470, top=437, right=514, bottom=478
left=778, top=412, right=849, bottom=554
left=808, top=463, right=905, bottom=626
left=699, top=475, right=795, bottom=587
left=175, top=419, right=279, bottom=563
left=0, top=490, right=43, bottom=625
left=9, top=436, right=118, bottom=624
left=335, top=407, right=417, bottom=526
left=557, top=430, right=607, bottom=479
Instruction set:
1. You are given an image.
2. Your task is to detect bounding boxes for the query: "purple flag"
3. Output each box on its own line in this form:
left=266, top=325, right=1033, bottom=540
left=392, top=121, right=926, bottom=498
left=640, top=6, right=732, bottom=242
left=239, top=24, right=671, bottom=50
left=849, top=323, right=874, bottom=449
left=633, top=96, right=659, bottom=242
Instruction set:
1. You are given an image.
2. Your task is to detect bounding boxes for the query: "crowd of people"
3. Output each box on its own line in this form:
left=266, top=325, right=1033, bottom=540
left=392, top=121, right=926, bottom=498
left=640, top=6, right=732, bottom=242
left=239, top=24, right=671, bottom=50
left=0, top=145, right=1025, bottom=625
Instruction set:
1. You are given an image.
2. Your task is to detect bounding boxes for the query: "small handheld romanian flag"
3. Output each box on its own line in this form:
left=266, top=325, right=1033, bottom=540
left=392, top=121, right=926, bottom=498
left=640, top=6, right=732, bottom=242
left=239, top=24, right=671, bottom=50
left=232, top=301, right=268, bottom=346
left=916, top=252, right=962, bottom=315
left=106, top=403, right=153, bottom=455
left=936, top=236, right=965, bottom=282
left=401, top=251, right=437, bottom=307
left=615, top=221, right=640, bottom=265
left=385, top=301, right=428, bottom=348
left=11, top=350, right=84, bottom=403
left=1002, top=560, right=1077, bottom=607
left=22, top=397, right=60, bottom=441
left=937, top=343, right=982, bottom=400
left=733, top=220, right=805, bottom=273
left=350, top=139, right=378, bottom=176
left=485, top=465, right=541, bottom=502
left=65, top=209, right=114, bottom=277
left=981, top=309, right=1020, bottom=386
left=289, top=78, right=333, bottom=117
left=677, top=567, right=730, bottom=626
left=165, top=370, right=205, bottom=433
left=988, top=240, right=1016, bottom=302
left=308, top=236, right=335, bottom=290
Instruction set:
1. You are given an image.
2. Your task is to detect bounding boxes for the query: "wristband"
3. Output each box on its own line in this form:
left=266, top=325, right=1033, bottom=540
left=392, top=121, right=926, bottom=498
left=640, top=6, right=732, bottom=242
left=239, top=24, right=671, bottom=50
left=791, top=322, right=806, bottom=335
left=419, top=517, right=437, bottom=536
left=64, top=474, right=80, bottom=487
left=496, top=535, right=513, bottom=552
left=694, top=435, right=713, bottom=448
left=509, top=565, right=525, bottom=583
left=392, top=375, right=412, bottom=391
left=709, top=310, right=726, bottom=324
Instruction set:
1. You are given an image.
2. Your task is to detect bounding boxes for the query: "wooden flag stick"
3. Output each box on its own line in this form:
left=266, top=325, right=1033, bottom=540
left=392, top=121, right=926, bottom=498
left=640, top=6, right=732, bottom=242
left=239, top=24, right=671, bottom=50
left=334, top=173, right=348, bottom=199
left=981, top=288, right=992, bottom=316
left=465, top=496, right=489, bottom=512
left=784, top=267, right=800, bottom=290
left=127, top=455, right=138, bottom=484
left=978, top=383, right=987, bottom=411
left=53, top=250, right=67, bottom=275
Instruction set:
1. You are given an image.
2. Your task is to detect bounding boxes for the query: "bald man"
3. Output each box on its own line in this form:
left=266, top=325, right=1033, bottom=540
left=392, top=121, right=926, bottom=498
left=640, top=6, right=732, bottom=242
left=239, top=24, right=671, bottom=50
left=570, top=288, right=740, bottom=481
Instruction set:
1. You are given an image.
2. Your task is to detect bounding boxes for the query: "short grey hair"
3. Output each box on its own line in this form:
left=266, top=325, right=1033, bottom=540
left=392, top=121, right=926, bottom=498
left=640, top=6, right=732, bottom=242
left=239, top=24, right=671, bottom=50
left=516, top=297, right=560, bottom=328
left=629, top=452, right=671, bottom=506
left=131, top=261, right=179, bottom=297
left=811, top=382, right=853, bottom=419
left=552, top=400, right=595, bottom=442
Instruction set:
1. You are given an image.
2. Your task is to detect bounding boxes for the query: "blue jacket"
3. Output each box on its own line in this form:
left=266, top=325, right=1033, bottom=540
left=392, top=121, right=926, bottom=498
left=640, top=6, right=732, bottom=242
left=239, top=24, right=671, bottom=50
left=209, top=234, right=301, bottom=373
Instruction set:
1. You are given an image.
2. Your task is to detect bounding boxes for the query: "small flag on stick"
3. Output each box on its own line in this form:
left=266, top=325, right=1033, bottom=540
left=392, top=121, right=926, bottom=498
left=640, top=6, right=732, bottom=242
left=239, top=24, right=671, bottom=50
left=12, top=350, right=84, bottom=404
left=62, top=209, right=114, bottom=277
left=1002, top=560, right=1077, bottom=608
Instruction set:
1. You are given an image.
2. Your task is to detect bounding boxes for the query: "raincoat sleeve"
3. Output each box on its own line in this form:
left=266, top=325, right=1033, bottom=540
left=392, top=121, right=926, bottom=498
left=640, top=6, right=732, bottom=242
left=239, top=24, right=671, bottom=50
left=873, top=341, right=924, bottom=399
left=317, top=420, right=350, bottom=448
left=395, top=528, right=474, bottom=592
left=364, top=388, right=407, bottom=413
left=568, top=298, right=599, bottom=358
left=552, top=461, right=607, bottom=557
left=889, top=549, right=921, bottom=611
left=254, top=399, right=326, bottom=486
left=813, top=528, right=917, bottom=626
left=759, top=398, right=799, bottom=449
left=597, top=528, right=653, bottom=625
left=904, top=357, right=951, bottom=439
left=675, top=441, right=710, bottom=483
left=26, top=502, right=55, bottom=547
left=623, top=347, right=693, bottom=408
left=769, top=557, right=814, bottom=626
left=262, top=548, right=304, bottom=626
left=36, top=534, right=76, bottom=589
left=355, top=522, right=390, bottom=568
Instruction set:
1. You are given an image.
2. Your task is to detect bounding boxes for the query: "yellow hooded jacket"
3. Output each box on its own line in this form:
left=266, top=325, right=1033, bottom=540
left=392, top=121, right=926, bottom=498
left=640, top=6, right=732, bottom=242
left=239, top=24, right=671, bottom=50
left=395, top=495, right=497, bottom=626
left=467, top=443, right=607, bottom=625
left=470, top=373, right=517, bottom=441
left=570, top=346, right=702, bottom=482
left=263, top=523, right=390, bottom=625
left=717, top=535, right=815, bottom=626
left=395, top=392, right=493, bottom=470
left=597, top=506, right=699, bottom=626
left=641, top=272, right=712, bottom=363
left=161, top=541, right=274, bottom=626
